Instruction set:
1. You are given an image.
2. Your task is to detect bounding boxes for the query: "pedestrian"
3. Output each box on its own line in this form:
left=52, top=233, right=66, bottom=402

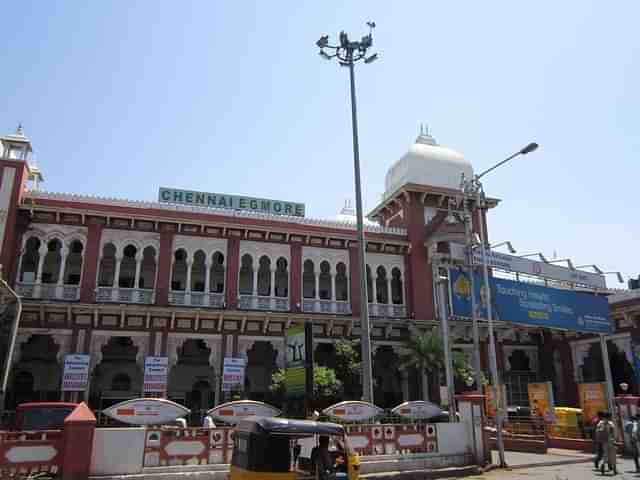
left=600, top=412, right=617, bottom=476
left=594, top=411, right=605, bottom=470
left=632, top=414, right=640, bottom=473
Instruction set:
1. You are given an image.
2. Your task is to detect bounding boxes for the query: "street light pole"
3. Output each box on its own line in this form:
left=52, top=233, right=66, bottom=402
left=316, top=23, right=379, bottom=403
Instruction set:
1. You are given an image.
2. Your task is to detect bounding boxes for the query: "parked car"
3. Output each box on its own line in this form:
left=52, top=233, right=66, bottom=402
left=14, top=402, right=78, bottom=431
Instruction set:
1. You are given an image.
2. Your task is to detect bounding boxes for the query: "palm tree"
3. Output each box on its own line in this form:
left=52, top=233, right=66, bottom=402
left=402, top=331, right=476, bottom=402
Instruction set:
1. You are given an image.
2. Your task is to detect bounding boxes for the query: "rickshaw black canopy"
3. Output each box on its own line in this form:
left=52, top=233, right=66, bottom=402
left=234, top=416, right=346, bottom=437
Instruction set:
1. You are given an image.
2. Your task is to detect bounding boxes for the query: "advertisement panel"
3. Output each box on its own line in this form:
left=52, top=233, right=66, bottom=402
left=285, top=325, right=306, bottom=396
left=102, top=398, right=190, bottom=425
left=62, top=354, right=90, bottom=391
left=222, top=357, right=246, bottom=392
left=208, top=400, right=281, bottom=424
left=472, top=249, right=606, bottom=289
left=578, top=382, right=608, bottom=425
left=323, top=401, right=384, bottom=422
left=528, top=382, right=556, bottom=422
left=484, top=384, right=507, bottom=417
left=143, top=357, right=168, bottom=394
left=449, top=269, right=612, bottom=334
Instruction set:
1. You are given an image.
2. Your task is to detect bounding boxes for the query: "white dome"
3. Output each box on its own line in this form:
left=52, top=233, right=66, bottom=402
left=384, top=134, right=473, bottom=196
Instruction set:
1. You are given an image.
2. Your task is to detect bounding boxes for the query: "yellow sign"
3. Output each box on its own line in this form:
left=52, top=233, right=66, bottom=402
left=528, top=382, right=556, bottom=422
left=578, top=382, right=608, bottom=425
left=484, top=384, right=507, bottom=417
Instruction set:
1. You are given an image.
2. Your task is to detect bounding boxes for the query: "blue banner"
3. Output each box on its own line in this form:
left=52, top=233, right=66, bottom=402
left=448, top=269, right=612, bottom=334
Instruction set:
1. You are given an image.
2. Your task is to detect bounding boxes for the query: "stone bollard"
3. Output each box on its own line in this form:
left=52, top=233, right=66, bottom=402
left=62, top=402, right=97, bottom=480
left=456, top=393, right=488, bottom=465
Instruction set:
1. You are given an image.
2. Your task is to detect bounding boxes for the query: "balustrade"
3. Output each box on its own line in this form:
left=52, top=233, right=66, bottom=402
left=16, top=282, right=80, bottom=301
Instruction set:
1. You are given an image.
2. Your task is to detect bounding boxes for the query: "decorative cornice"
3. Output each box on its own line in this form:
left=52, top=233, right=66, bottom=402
left=25, top=190, right=408, bottom=236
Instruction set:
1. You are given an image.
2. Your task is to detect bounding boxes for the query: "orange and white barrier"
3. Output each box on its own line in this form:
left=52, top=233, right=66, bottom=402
left=143, top=427, right=234, bottom=467
left=345, top=423, right=438, bottom=456
left=0, top=430, right=64, bottom=478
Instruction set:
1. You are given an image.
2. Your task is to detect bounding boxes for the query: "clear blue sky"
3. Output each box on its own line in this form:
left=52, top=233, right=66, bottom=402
left=1, top=1, right=638, bottom=285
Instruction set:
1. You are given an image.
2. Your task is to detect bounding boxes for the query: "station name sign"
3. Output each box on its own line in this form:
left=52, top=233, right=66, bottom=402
left=159, top=187, right=305, bottom=217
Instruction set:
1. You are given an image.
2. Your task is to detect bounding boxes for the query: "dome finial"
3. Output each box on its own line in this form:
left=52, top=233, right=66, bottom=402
left=16, top=123, right=24, bottom=136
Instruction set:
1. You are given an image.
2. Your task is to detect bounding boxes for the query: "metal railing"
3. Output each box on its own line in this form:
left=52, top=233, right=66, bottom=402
left=168, top=291, right=225, bottom=308
left=369, top=303, right=407, bottom=318
left=238, top=295, right=290, bottom=311
left=15, top=283, right=80, bottom=301
left=302, top=299, right=351, bottom=314
left=95, top=287, right=155, bottom=304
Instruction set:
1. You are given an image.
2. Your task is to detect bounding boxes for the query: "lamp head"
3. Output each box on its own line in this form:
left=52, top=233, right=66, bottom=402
left=506, top=242, right=517, bottom=254
left=520, top=142, right=539, bottom=155
left=316, top=35, right=329, bottom=49
left=364, top=53, right=378, bottom=64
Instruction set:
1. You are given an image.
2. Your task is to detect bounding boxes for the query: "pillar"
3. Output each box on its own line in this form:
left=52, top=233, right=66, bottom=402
left=62, top=403, right=97, bottom=480
left=331, top=273, right=336, bottom=301
left=403, top=255, right=414, bottom=317
left=155, top=228, right=174, bottom=306
left=134, top=255, right=142, bottom=289
left=456, top=394, right=488, bottom=465
left=57, top=250, right=67, bottom=285
left=112, top=256, right=122, bottom=300
left=270, top=268, right=275, bottom=297
left=80, top=220, right=103, bottom=303
left=404, top=192, right=433, bottom=321
left=204, top=262, right=211, bottom=294
left=290, top=244, right=302, bottom=312
left=314, top=272, right=319, bottom=300
left=34, top=246, right=46, bottom=297
left=252, top=265, right=258, bottom=296
left=349, top=243, right=361, bottom=316
left=372, top=275, right=378, bottom=305
left=225, top=237, right=240, bottom=309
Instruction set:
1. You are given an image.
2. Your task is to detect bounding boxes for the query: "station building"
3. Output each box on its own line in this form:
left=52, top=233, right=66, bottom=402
left=0, top=125, right=636, bottom=419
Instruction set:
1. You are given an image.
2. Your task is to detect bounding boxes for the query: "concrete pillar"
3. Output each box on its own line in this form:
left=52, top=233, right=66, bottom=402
left=57, top=251, right=67, bottom=286
left=80, top=220, right=103, bottom=302
left=34, top=246, right=46, bottom=297
left=185, top=259, right=193, bottom=293
left=134, top=256, right=142, bottom=289
left=331, top=273, right=336, bottom=301
left=204, top=262, right=211, bottom=294
left=270, top=268, right=276, bottom=297
left=290, top=244, right=302, bottom=312
left=314, top=273, right=319, bottom=299
left=62, top=403, right=97, bottom=480
left=225, top=238, right=240, bottom=309
left=456, top=393, right=488, bottom=465
left=372, top=275, right=378, bottom=305
left=252, top=265, right=258, bottom=296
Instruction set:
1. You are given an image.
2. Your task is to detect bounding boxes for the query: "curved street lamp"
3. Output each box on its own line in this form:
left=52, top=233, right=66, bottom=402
left=316, top=23, right=378, bottom=403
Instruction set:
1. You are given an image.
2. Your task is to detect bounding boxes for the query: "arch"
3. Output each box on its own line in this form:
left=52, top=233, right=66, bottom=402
left=41, top=239, right=62, bottom=284
left=257, top=255, right=271, bottom=296
left=139, top=246, right=157, bottom=289
left=274, top=257, right=288, bottom=297
left=376, top=266, right=389, bottom=304
left=319, top=261, right=331, bottom=300
left=20, top=237, right=41, bottom=282
left=303, top=260, right=315, bottom=299
left=391, top=267, right=403, bottom=304
left=210, top=251, right=225, bottom=293
left=239, top=254, right=254, bottom=295
left=335, top=262, right=348, bottom=301
left=119, top=244, right=137, bottom=288
left=366, top=266, right=373, bottom=303
left=191, top=250, right=207, bottom=292
left=171, top=249, right=188, bottom=291
left=63, top=240, right=84, bottom=285
left=98, top=243, right=117, bottom=287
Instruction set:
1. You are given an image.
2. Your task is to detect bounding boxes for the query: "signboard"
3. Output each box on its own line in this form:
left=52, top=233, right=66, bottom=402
left=285, top=325, right=306, bottom=396
left=391, top=401, right=445, bottom=420
left=449, top=269, right=612, bottom=334
left=103, top=398, right=190, bottom=425
left=472, top=249, right=606, bottom=289
left=61, top=354, right=90, bottom=392
left=207, top=400, right=281, bottom=424
left=578, top=382, right=608, bottom=425
left=528, top=382, right=556, bottom=422
left=484, top=384, right=507, bottom=417
left=159, top=187, right=305, bottom=217
left=143, top=356, right=168, bottom=394
left=322, top=401, right=384, bottom=422
left=222, top=357, right=246, bottom=392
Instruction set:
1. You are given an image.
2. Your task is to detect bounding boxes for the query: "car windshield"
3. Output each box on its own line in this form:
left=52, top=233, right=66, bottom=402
left=20, top=408, right=74, bottom=430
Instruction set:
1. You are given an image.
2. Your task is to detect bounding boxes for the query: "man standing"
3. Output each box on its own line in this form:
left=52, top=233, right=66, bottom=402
left=594, top=411, right=605, bottom=470
left=600, top=412, right=617, bottom=476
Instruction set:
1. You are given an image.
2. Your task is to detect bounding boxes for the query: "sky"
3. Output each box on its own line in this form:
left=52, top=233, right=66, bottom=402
left=1, top=1, right=638, bottom=285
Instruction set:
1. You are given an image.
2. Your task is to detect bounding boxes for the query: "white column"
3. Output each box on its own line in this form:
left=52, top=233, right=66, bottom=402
left=185, top=259, right=193, bottom=305
left=372, top=277, right=378, bottom=305
left=270, top=268, right=276, bottom=297
left=330, top=273, right=336, bottom=313
left=113, top=256, right=122, bottom=301
left=314, top=273, right=319, bottom=300
left=35, top=247, right=47, bottom=298
left=134, top=256, right=142, bottom=289
left=57, top=251, right=67, bottom=285
left=252, top=267, right=258, bottom=296
left=204, top=262, right=211, bottom=303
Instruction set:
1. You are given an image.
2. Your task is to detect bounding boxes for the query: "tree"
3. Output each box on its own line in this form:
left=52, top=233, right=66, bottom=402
left=333, top=340, right=361, bottom=398
left=271, top=365, right=342, bottom=401
left=402, top=331, right=480, bottom=401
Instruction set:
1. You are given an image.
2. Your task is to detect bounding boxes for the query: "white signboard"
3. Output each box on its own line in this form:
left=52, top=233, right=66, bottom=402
left=144, top=357, right=168, bottom=394
left=61, top=354, right=90, bottom=392
left=222, top=357, right=246, bottom=392
left=392, top=401, right=445, bottom=420
left=473, top=249, right=606, bottom=289
left=207, top=400, right=281, bottom=424
left=322, top=401, right=384, bottom=422
left=102, top=398, right=190, bottom=425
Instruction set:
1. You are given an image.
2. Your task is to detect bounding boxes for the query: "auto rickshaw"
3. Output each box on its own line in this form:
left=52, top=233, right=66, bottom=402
left=229, top=416, right=360, bottom=480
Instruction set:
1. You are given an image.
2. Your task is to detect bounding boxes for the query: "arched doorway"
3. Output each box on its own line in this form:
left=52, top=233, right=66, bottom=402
left=582, top=341, right=635, bottom=394
left=373, top=346, right=401, bottom=408
left=245, top=341, right=278, bottom=403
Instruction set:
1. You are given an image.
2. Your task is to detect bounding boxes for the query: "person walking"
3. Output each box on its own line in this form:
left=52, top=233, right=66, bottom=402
left=594, top=411, right=605, bottom=470
left=600, top=412, right=617, bottom=476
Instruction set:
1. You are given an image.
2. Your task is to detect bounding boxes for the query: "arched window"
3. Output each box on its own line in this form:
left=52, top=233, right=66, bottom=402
left=111, top=373, right=132, bottom=392
left=20, top=237, right=41, bottom=283
left=98, top=243, right=117, bottom=287
left=366, top=266, right=373, bottom=303
left=210, top=252, right=225, bottom=293
left=391, top=267, right=403, bottom=304
left=191, top=250, right=206, bottom=292
left=239, top=254, right=253, bottom=295
left=257, top=256, right=271, bottom=296
left=41, top=239, right=62, bottom=284
left=63, top=240, right=83, bottom=285
left=319, top=261, right=331, bottom=300
left=303, top=260, right=315, bottom=298
left=335, top=262, right=348, bottom=301
left=274, top=257, right=288, bottom=297
left=119, top=245, right=137, bottom=288
left=171, top=249, right=188, bottom=291
left=139, top=246, right=157, bottom=289
left=376, top=266, right=389, bottom=304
